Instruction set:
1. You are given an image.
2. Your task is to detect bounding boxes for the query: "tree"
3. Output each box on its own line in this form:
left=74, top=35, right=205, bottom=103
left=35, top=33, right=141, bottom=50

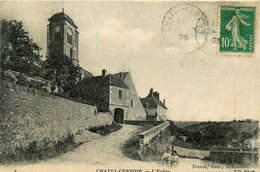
left=68, top=79, right=109, bottom=112
left=43, top=42, right=80, bottom=94
left=0, top=19, right=42, bottom=76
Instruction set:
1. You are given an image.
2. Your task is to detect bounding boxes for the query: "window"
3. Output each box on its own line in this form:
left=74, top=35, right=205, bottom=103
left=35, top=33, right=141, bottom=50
left=53, top=26, right=61, bottom=41
left=67, top=28, right=73, bottom=44
left=131, top=99, right=134, bottom=107
left=54, top=32, right=61, bottom=41
left=70, top=48, right=73, bottom=59
left=119, top=90, right=122, bottom=99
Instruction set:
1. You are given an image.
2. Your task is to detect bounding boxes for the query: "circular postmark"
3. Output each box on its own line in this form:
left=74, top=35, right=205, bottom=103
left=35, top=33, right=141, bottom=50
left=162, top=4, right=209, bottom=54
left=199, top=14, right=219, bottom=56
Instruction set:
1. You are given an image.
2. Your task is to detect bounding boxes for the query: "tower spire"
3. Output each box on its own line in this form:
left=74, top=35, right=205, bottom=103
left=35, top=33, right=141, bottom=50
left=62, top=1, right=64, bottom=13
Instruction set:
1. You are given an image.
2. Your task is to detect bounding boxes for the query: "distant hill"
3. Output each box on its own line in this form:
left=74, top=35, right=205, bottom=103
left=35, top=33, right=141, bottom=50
left=173, top=121, right=203, bottom=128
left=170, top=120, right=259, bottom=151
left=184, top=121, right=258, bottom=136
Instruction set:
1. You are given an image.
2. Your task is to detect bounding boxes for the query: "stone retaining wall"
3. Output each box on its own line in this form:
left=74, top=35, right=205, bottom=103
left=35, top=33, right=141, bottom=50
left=139, top=121, right=170, bottom=146
left=0, top=81, right=113, bottom=155
left=174, top=146, right=210, bottom=159
left=209, top=150, right=258, bottom=165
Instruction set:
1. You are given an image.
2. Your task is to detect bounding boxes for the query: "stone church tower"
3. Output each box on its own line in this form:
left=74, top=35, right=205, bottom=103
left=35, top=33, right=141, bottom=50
left=47, top=9, right=79, bottom=66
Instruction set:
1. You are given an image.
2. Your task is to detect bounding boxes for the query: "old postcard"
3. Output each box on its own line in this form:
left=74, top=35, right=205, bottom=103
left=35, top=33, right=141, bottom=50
left=0, top=0, right=259, bottom=172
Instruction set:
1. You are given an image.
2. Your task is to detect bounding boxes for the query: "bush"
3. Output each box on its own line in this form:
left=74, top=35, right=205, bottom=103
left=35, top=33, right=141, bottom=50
left=88, top=122, right=122, bottom=136
left=16, top=74, right=28, bottom=86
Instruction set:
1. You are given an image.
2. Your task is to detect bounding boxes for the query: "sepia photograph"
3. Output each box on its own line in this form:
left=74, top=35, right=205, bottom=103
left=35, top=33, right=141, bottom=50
left=0, top=1, right=259, bottom=172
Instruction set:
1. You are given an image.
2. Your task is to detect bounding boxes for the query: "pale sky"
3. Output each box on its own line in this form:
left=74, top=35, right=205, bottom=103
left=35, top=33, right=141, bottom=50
left=1, top=1, right=259, bottom=121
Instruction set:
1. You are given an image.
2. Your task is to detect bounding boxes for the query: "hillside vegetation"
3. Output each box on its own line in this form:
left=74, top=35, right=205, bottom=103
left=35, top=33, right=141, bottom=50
left=170, top=120, right=259, bottom=151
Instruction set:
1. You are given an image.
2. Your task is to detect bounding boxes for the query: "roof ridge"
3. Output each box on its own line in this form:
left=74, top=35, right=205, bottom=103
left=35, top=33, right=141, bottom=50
left=141, top=93, right=167, bottom=109
left=97, top=74, right=129, bottom=89
left=48, top=12, right=78, bottom=29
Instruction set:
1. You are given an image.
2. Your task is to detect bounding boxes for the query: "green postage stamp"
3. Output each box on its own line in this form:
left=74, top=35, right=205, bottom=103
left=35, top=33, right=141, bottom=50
left=219, top=6, right=256, bottom=54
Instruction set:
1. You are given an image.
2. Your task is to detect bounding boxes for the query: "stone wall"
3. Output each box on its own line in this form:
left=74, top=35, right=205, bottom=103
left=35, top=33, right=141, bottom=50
left=139, top=121, right=170, bottom=145
left=139, top=121, right=172, bottom=161
left=209, top=150, right=258, bottom=165
left=109, top=85, right=129, bottom=107
left=0, top=81, right=113, bottom=155
left=140, top=127, right=173, bottom=161
left=124, top=120, right=163, bottom=126
left=174, top=146, right=210, bottom=159
left=109, top=85, right=129, bottom=121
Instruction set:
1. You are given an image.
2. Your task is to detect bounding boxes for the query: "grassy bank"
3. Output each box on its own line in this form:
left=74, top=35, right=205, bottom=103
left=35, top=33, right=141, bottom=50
left=0, top=132, right=79, bottom=164
left=121, top=127, right=143, bottom=160
left=0, top=122, right=123, bottom=164
left=88, top=122, right=122, bottom=136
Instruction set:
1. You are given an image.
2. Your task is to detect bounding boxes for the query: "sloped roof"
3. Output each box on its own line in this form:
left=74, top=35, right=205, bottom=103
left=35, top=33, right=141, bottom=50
left=48, top=12, right=78, bottom=29
left=114, top=72, right=129, bottom=80
left=140, top=91, right=167, bottom=109
left=156, top=98, right=167, bottom=109
left=99, top=74, right=129, bottom=89
left=81, top=74, right=129, bottom=89
left=81, top=76, right=104, bottom=87
left=80, top=68, right=93, bottom=78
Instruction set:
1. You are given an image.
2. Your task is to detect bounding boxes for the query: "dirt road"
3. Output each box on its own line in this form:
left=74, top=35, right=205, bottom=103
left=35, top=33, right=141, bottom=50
left=0, top=124, right=226, bottom=172
left=49, top=124, right=140, bottom=165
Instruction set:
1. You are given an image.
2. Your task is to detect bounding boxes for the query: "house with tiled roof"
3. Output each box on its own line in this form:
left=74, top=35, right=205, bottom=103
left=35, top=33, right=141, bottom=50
left=69, top=69, right=146, bottom=123
left=140, top=88, right=168, bottom=121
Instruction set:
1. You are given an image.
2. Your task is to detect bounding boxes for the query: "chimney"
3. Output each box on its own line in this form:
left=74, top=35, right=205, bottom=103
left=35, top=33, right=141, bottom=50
left=154, top=92, right=158, bottom=99
left=150, top=88, right=154, bottom=97
left=157, top=93, right=160, bottom=100
left=163, top=99, right=165, bottom=105
left=119, top=72, right=123, bottom=80
left=102, top=69, right=107, bottom=77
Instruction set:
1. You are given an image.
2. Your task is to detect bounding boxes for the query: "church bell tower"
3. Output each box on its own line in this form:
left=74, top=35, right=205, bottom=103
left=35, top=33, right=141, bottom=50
left=47, top=8, right=79, bottom=66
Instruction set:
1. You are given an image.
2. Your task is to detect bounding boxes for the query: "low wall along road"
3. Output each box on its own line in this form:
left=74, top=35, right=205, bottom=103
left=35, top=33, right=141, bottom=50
left=138, top=121, right=172, bottom=161
left=139, top=121, right=170, bottom=146
left=174, top=146, right=210, bottom=159
left=137, top=121, right=258, bottom=166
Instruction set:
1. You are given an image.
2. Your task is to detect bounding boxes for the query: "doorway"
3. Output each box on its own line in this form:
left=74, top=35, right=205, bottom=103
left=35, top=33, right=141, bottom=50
left=114, top=108, right=124, bottom=123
